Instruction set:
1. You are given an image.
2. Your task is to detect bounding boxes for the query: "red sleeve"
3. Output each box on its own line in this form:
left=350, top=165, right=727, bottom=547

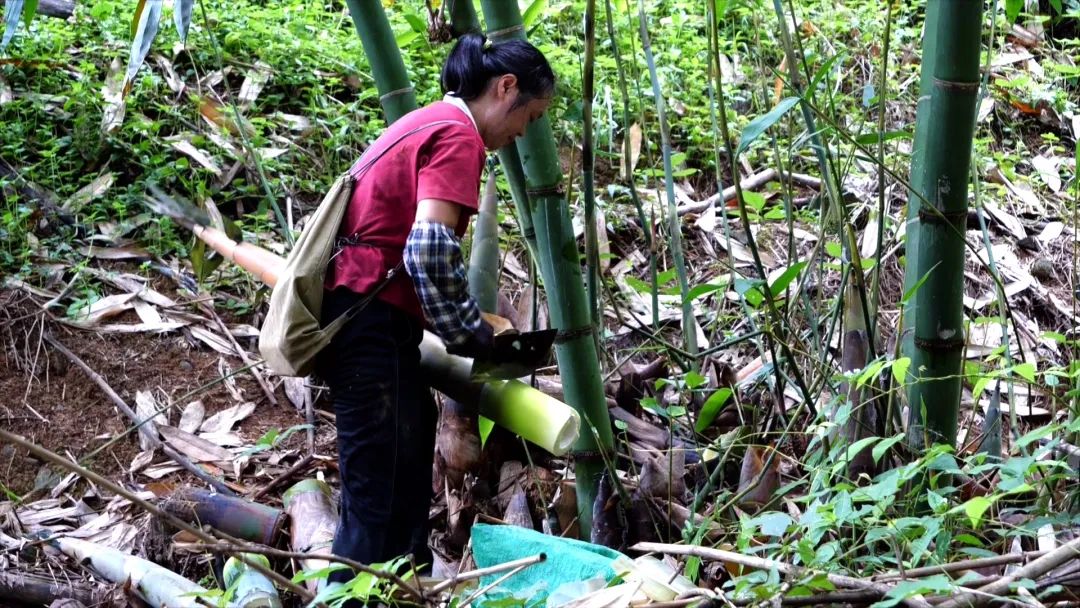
left=416, top=133, right=485, bottom=211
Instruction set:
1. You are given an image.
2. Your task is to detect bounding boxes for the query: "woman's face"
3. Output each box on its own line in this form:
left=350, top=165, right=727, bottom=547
left=477, top=75, right=551, bottom=150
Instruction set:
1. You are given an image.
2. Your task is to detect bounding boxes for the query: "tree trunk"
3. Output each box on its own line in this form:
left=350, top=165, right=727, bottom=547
left=905, top=1, right=983, bottom=448
left=478, top=0, right=614, bottom=539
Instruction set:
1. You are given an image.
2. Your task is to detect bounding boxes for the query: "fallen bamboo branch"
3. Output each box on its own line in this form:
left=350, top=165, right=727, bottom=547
left=429, top=553, right=546, bottom=595
left=675, top=169, right=822, bottom=217
left=250, top=453, right=314, bottom=501
left=936, top=536, right=1080, bottom=608
left=874, top=550, right=1049, bottom=582
left=0, top=428, right=316, bottom=605
left=42, top=331, right=236, bottom=496
left=630, top=542, right=932, bottom=608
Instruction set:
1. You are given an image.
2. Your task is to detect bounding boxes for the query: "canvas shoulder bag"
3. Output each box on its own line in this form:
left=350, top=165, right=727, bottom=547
left=258, top=119, right=466, bottom=377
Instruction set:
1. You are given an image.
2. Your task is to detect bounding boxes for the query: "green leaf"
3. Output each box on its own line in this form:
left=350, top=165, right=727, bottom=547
left=824, top=241, right=843, bottom=258
left=21, top=0, right=36, bottom=27
left=1049, top=0, right=1062, bottom=12
left=403, top=13, right=426, bottom=34
left=684, top=282, right=726, bottom=304
left=742, top=190, right=767, bottom=212
left=685, top=371, right=707, bottom=390
left=748, top=511, right=792, bottom=537
left=2, top=0, right=24, bottom=51
left=173, top=0, right=193, bottom=42
left=872, top=434, right=905, bottom=464
left=1011, top=362, right=1036, bottom=383
left=695, top=388, right=733, bottom=433
left=768, top=261, right=807, bottom=297
left=901, top=263, right=939, bottom=305
left=126, top=0, right=163, bottom=88
left=523, top=0, right=548, bottom=27
left=478, top=416, right=494, bottom=448
left=926, top=490, right=947, bottom=513
left=1015, top=423, right=1059, bottom=450
left=736, top=96, right=800, bottom=156
left=846, top=436, right=880, bottom=462
left=854, top=130, right=912, bottom=145
left=876, top=575, right=954, bottom=608
left=959, top=496, right=993, bottom=528
left=807, top=52, right=847, bottom=93
left=892, top=357, right=911, bottom=384
left=1005, top=0, right=1023, bottom=22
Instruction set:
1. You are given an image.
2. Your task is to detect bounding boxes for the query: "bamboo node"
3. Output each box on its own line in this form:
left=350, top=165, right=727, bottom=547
left=913, top=336, right=966, bottom=353
left=379, top=86, right=415, bottom=102
left=486, top=24, right=525, bottom=40
left=917, top=207, right=967, bottom=225
left=931, top=77, right=980, bottom=93
left=555, top=324, right=595, bottom=344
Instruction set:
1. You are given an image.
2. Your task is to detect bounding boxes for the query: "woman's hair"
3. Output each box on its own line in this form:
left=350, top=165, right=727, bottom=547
left=441, top=33, right=555, bottom=109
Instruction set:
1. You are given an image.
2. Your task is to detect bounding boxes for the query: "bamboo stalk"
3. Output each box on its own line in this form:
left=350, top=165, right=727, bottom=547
left=162, top=487, right=286, bottom=545
left=906, top=1, right=984, bottom=447
left=900, top=1, right=943, bottom=363
left=479, top=0, right=614, bottom=538
left=582, top=0, right=600, bottom=323
left=222, top=553, right=282, bottom=608
left=468, top=172, right=501, bottom=314
left=638, top=0, right=695, bottom=355
left=0, top=571, right=107, bottom=607
left=343, top=0, right=417, bottom=124
left=281, top=479, right=338, bottom=594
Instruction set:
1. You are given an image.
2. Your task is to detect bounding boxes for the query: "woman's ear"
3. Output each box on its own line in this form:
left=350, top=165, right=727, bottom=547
left=497, top=74, right=518, bottom=99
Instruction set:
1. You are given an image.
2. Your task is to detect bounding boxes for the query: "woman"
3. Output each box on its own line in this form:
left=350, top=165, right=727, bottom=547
left=316, top=32, right=555, bottom=579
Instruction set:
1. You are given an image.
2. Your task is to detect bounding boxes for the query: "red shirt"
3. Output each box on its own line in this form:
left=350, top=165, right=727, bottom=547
left=325, top=102, right=486, bottom=319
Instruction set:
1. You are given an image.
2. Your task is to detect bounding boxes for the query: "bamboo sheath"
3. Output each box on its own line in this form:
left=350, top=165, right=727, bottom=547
left=189, top=223, right=579, bottom=455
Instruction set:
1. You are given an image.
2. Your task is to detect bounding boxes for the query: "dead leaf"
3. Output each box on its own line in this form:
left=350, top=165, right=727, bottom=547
left=981, top=199, right=1027, bottom=241
left=0, top=73, right=11, bottom=105
left=78, top=245, right=152, bottom=260
left=70, top=293, right=137, bottom=326
left=1031, top=155, right=1061, bottom=192
left=273, top=112, right=313, bottom=132
left=101, top=58, right=126, bottom=134
left=129, top=449, right=156, bottom=474
left=619, top=123, right=642, bottom=180
left=188, top=325, right=238, bottom=356
left=1037, top=221, right=1064, bottom=243
left=132, top=299, right=163, bottom=325
left=158, top=425, right=234, bottom=463
left=152, top=54, right=184, bottom=94
left=197, top=431, right=245, bottom=447
left=283, top=377, right=312, bottom=412
left=134, top=390, right=167, bottom=451
left=170, top=139, right=222, bottom=176
left=218, top=358, right=246, bottom=402
left=199, top=402, right=256, bottom=434
left=63, top=172, right=115, bottom=213
left=178, top=400, right=205, bottom=434
left=239, top=61, right=272, bottom=108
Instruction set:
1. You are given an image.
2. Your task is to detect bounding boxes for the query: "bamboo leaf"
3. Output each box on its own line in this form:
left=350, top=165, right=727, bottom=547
left=522, top=0, right=547, bottom=27
left=872, top=434, right=904, bottom=463
left=125, top=0, right=163, bottom=91
left=478, top=416, right=494, bottom=448
left=2, top=0, right=24, bottom=51
left=845, top=436, right=879, bottom=462
left=736, top=96, right=800, bottom=157
left=959, top=496, right=993, bottom=528
left=892, top=357, right=911, bottom=384
left=695, top=388, right=732, bottom=433
left=174, top=0, right=193, bottom=42
left=22, top=0, right=37, bottom=26
left=1005, top=0, right=1023, bottom=22
left=767, top=261, right=806, bottom=297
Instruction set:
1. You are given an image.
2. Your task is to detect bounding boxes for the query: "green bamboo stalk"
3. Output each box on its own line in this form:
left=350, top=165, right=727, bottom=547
left=906, top=1, right=984, bottom=448
left=637, top=0, right=696, bottom=355
left=344, top=0, right=418, bottom=124
left=479, top=0, right=614, bottom=539
left=582, top=0, right=600, bottom=323
left=448, top=0, right=480, bottom=37
left=900, top=2, right=942, bottom=362
left=869, top=3, right=894, bottom=331
left=603, top=0, right=658, bottom=329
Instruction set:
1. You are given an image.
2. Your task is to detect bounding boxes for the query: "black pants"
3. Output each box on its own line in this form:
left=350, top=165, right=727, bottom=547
left=316, top=289, right=437, bottom=585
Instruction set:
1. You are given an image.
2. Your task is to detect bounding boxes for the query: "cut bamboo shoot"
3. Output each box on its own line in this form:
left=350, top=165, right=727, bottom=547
left=282, top=479, right=337, bottom=592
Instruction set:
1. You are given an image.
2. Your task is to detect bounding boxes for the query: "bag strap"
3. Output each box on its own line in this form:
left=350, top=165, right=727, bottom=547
left=327, top=119, right=467, bottom=330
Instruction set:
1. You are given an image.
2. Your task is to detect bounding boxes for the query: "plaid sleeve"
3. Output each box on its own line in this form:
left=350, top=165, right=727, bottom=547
left=403, top=220, right=482, bottom=348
